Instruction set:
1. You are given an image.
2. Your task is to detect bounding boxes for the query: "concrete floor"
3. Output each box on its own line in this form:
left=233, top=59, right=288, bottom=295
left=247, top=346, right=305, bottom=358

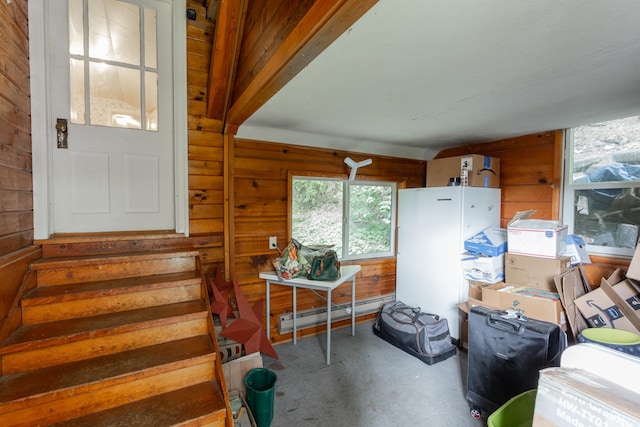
left=261, top=320, right=488, bottom=427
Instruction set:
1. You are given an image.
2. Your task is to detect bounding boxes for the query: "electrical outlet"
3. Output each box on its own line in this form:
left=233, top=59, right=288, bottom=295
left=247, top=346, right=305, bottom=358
left=269, top=236, right=277, bottom=249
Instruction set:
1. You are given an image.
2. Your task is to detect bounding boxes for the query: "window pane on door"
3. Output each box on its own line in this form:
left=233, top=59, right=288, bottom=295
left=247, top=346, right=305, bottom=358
left=89, top=0, right=140, bottom=65
left=90, top=62, right=141, bottom=128
left=68, top=0, right=84, bottom=55
left=70, top=58, right=86, bottom=124
left=145, top=71, right=158, bottom=131
left=68, top=0, right=158, bottom=131
left=144, top=7, right=157, bottom=69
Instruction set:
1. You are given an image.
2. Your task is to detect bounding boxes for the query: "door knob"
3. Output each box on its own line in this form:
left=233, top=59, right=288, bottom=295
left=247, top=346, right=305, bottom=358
left=56, top=118, right=68, bottom=149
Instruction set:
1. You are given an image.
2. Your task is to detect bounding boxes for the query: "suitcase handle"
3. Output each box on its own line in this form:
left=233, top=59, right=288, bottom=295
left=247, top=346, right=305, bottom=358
left=545, top=330, right=567, bottom=364
left=487, top=313, right=524, bottom=335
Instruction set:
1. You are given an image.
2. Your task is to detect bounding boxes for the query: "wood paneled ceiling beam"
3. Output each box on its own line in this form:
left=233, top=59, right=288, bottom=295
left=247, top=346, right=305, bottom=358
left=209, top=0, right=378, bottom=135
left=206, top=0, right=248, bottom=122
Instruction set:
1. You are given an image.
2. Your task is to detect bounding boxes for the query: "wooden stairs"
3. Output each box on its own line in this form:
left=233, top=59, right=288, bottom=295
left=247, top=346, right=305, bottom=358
left=0, top=248, right=232, bottom=426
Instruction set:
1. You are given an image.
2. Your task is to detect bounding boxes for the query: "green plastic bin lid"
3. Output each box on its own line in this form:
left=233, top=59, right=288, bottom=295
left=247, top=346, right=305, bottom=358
left=487, top=389, right=537, bottom=427
left=581, top=328, right=640, bottom=345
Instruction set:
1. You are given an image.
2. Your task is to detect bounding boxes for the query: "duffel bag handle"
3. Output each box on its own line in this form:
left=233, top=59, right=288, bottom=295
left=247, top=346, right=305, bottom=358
left=390, top=304, right=440, bottom=322
left=487, top=313, right=524, bottom=335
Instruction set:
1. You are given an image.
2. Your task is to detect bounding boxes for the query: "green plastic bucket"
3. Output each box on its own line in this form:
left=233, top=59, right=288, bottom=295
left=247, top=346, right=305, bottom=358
left=578, top=328, right=640, bottom=357
left=244, top=368, right=277, bottom=427
left=487, top=389, right=537, bottom=427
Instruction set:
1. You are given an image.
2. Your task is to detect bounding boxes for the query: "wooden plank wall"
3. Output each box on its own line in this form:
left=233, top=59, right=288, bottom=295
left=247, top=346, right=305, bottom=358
left=186, top=1, right=226, bottom=276
left=231, top=0, right=315, bottom=104
left=0, top=0, right=41, bottom=332
left=434, top=131, right=629, bottom=287
left=232, top=139, right=426, bottom=343
left=0, top=0, right=32, bottom=258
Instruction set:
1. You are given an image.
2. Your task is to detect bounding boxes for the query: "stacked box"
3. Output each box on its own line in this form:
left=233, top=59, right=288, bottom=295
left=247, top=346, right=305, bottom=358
left=505, top=253, right=571, bottom=291
left=426, top=154, right=500, bottom=188
left=461, top=252, right=505, bottom=284
left=507, top=210, right=568, bottom=259
left=462, top=227, right=507, bottom=285
left=464, top=227, right=507, bottom=256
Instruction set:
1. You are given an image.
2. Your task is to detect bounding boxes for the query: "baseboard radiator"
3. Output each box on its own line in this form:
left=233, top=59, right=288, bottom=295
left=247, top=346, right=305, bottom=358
left=278, top=294, right=394, bottom=334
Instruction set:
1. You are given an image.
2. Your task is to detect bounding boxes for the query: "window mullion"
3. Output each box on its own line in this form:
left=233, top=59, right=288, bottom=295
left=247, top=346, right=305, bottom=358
left=343, top=181, right=349, bottom=259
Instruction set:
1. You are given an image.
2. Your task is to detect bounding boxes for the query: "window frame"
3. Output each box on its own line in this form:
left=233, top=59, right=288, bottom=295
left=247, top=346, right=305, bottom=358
left=288, top=171, right=397, bottom=261
left=562, top=127, right=640, bottom=258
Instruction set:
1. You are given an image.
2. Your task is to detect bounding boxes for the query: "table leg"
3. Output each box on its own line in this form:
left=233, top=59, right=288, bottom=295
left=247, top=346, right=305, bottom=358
left=351, top=277, right=356, bottom=336
left=266, top=280, right=270, bottom=341
left=293, top=286, right=297, bottom=345
left=326, top=289, right=332, bottom=365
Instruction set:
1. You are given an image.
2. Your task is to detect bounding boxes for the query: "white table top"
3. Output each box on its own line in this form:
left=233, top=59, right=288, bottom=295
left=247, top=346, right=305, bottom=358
left=259, top=265, right=361, bottom=291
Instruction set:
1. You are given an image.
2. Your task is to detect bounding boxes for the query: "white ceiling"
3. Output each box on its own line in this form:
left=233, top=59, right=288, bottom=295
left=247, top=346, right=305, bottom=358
left=236, top=0, right=640, bottom=160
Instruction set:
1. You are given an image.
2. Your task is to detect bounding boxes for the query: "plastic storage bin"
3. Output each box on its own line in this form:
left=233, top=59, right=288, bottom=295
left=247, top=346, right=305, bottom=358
left=578, top=327, right=640, bottom=357
left=244, top=368, right=277, bottom=427
left=487, top=389, right=536, bottom=427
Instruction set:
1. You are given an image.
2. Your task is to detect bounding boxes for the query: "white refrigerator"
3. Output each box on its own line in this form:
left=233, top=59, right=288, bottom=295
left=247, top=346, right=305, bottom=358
left=396, top=186, right=501, bottom=341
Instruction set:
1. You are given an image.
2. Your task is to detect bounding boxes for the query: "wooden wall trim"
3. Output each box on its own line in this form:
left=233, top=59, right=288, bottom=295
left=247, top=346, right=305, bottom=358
left=0, top=245, right=41, bottom=342
left=551, top=129, right=564, bottom=220
left=206, top=0, right=248, bottom=120
left=224, top=133, right=234, bottom=281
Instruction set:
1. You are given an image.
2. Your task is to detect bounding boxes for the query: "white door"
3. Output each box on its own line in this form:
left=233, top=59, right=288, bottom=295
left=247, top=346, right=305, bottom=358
left=47, top=0, right=176, bottom=233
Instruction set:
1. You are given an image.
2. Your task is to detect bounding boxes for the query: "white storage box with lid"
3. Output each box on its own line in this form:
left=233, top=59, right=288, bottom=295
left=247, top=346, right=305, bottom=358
left=507, top=210, right=568, bottom=259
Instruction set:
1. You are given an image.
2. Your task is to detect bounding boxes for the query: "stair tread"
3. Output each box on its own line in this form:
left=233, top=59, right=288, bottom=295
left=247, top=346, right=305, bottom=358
left=30, top=249, right=200, bottom=270
left=22, top=271, right=201, bottom=305
left=52, top=381, right=227, bottom=427
left=0, top=335, right=215, bottom=404
left=0, top=300, right=207, bottom=352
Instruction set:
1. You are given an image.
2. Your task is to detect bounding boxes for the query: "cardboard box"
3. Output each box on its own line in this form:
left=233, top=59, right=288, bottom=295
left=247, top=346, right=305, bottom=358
left=456, top=302, right=469, bottom=351
left=574, top=273, right=640, bottom=334
left=461, top=252, right=505, bottom=284
left=553, top=268, right=590, bottom=340
left=507, top=210, right=568, bottom=258
left=505, top=253, right=571, bottom=291
left=533, top=367, right=640, bottom=427
left=482, top=282, right=566, bottom=327
left=222, top=352, right=263, bottom=395
left=464, top=227, right=508, bottom=256
left=426, top=154, right=500, bottom=188
left=468, top=280, right=493, bottom=300
left=562, top=234, right=591, bottom=265
left=626, top=243, right=640, bottom=280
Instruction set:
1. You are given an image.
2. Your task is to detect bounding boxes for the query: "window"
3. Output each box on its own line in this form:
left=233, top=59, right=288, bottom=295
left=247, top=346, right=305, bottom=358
left=291, top=176, right=396, bottom=260
left=69, top=0, right=158, bottom=131
left=563, top=115, right=640, bottom=257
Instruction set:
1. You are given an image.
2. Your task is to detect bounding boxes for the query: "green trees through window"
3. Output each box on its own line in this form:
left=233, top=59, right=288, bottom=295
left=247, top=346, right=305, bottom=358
left=292, top=177, right=395, bottom=260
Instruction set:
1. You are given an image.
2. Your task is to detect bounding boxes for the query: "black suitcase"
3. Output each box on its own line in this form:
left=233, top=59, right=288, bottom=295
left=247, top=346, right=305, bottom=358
left=466, top=306, right=566, bottom=419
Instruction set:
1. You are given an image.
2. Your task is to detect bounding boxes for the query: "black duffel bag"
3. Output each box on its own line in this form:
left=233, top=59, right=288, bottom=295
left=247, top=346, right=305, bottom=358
left=373, top=301, right=457, bottom=365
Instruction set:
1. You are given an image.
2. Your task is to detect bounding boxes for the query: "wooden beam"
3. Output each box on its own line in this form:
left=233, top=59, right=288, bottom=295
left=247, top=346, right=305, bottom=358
left=224, top=0, right=378, bottom=132
left=551, top=129, right=564, bottom=220
left=206, top=0, right=248, bottom=121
